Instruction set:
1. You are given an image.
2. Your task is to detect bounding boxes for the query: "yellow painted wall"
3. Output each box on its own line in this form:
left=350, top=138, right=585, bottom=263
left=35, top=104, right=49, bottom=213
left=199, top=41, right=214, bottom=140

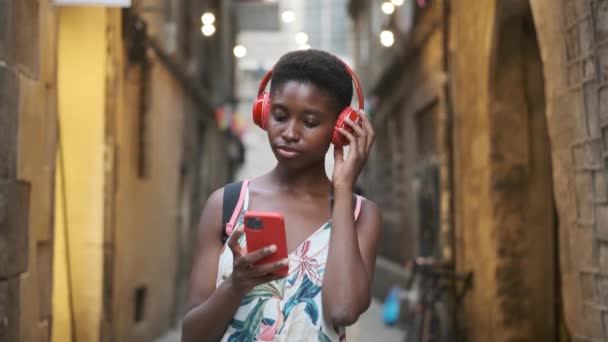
left=53, top=7, right=107, bottom=342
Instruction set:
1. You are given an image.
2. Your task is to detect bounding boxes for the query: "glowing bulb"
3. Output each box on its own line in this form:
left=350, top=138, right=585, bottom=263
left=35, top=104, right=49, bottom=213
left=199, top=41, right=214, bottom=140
left=295, top=32, right=308, bottom=45
left=233, top=45, right=247, bottom=58
left=201, top=24, right=215, bottom=36
left=201, top=12, right=215, bottom=25
left=281, top=10, right=295, bottom=23
left=380, top=30, right=394, bottom=47
left=381, top=2, right=395, bottom=14
left=391, top=0, right=404, bottom=6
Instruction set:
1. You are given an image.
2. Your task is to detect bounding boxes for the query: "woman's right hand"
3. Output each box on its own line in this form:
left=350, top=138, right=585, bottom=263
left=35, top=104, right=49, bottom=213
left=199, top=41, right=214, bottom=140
left=226, top=227, right=289, bottom=294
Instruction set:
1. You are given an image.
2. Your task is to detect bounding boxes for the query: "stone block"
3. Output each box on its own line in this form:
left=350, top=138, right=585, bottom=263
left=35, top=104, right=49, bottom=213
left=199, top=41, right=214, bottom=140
left=0, top=0, right=13, bottom=64
left=14, top=0, right=39, bottom=79
left=38, top=320, right=49, bottom=342
left=598, top=205, right=608, bottom=236
left=594, top=171, right=608, bottom=204
left=574, top=172, right=594, bottom=223
left=599, top=241, right=608, bottom=276
left=594, top=0, right=608, bottom=42
left=599, top=275, right=608, bottom=312
left=0, top=181, right=30, bottom=279
left=0, top=278, right=20, bottom=342
left=582, top=303, right=604, bottom=340
left=36, top=242, right=51, bottom=320
left=17, top=76, right=55, bottom=243
left=0, top=67, right=19, bottom=179
left=39, top=0, right=58, bottom=85
left=581, top=271, right=599, bottom=303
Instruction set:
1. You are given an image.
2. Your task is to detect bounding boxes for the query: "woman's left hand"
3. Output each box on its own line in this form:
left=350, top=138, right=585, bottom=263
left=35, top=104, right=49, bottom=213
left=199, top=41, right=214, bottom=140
left=332, top=110, right=376, bottom=191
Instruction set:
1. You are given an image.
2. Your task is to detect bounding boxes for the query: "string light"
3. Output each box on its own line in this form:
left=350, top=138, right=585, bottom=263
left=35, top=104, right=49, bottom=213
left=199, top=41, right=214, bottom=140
left=281, top=10, right=295, bottom=23
left=381, top=2, right=395, bottom=14
left=201, top=12, right=215, bottom=25
left=233, top=45, right=247, bottom=58
left=380, top=30, right=394, bottom=47
left=295, top=32, right=309, bottom=45
left=201, top=24, right=215, bottom=36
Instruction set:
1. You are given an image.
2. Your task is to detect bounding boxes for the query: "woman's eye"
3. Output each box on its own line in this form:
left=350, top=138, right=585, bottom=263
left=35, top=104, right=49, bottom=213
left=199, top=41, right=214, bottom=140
left=303, top=121, right=319, bottom=128
left=272, top=113, right=287, bottom=121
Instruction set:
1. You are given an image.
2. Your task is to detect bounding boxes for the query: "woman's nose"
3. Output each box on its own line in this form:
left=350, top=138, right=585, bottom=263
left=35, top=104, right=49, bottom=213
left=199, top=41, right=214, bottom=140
left=281, top=120, right=300, bottom=142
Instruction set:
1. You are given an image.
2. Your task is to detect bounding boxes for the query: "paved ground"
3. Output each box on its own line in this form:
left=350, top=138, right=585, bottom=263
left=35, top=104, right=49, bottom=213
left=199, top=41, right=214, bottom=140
left=155, top=298, right=405, bottom=342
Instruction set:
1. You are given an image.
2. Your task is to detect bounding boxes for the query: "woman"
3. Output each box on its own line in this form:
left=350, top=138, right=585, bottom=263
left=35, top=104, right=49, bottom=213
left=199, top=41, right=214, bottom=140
left=181, top=49, right=382, bottom=341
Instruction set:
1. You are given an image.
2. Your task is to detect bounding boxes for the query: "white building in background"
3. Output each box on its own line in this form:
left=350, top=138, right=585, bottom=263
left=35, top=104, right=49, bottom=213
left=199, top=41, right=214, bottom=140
left=303, top=0, right=352, bottom=62
left=234, top=0, right=354, bottom=181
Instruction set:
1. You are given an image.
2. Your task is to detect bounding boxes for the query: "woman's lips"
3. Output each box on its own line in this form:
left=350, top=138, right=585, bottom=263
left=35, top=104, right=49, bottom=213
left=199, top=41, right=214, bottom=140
left=276, top=146, right=301, bottom=158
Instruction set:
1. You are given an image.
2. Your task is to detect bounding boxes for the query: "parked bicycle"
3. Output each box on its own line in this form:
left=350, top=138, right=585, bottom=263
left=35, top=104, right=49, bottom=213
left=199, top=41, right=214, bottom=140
left=382, top=257, right=473, bottom=342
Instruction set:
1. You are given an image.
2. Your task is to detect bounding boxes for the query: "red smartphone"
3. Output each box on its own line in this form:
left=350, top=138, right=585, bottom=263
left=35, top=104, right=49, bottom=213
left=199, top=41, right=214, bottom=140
left=244, top=211, right=289, bottom=277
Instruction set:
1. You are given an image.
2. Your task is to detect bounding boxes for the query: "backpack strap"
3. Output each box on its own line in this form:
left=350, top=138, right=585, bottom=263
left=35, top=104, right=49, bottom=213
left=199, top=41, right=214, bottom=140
left=221, top=179, right=249, bottom=243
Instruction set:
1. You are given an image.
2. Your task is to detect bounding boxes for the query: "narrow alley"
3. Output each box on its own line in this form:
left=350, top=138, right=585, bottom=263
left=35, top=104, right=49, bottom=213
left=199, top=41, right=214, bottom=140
left=1, top=0, right=607, bottom=342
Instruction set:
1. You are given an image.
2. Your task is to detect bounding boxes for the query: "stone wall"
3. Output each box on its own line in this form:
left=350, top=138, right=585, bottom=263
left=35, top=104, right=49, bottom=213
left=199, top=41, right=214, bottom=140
left=0, top=1, right=58, bottom=342
left=529, top=0, right=608, bottom=340
left=351, top=0, right=608, bottom=339
left=451, top=0, right=608, bottom=340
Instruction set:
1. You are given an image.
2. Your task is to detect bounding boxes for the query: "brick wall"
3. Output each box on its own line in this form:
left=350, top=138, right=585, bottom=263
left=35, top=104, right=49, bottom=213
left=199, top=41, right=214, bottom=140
left=530, top=0, right=608, bottom=340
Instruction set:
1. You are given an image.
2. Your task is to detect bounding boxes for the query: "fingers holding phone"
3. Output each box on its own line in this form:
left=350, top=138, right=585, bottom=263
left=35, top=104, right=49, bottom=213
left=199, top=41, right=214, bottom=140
left=226, top=212, right=290, bottom=294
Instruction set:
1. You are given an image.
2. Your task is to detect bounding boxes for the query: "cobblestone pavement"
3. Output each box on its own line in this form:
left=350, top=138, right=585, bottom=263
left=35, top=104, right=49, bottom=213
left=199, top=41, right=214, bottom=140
left=156, top=298, right=405, bottom=342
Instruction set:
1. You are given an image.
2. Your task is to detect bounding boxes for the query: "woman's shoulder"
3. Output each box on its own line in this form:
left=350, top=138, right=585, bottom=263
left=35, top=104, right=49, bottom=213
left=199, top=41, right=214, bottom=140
left=357, top=196, right=382, bottom=226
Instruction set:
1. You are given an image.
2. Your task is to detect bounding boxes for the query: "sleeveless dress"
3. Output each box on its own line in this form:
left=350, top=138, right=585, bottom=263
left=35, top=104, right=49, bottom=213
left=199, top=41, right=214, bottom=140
left=216, top=183, right=360, bottom=342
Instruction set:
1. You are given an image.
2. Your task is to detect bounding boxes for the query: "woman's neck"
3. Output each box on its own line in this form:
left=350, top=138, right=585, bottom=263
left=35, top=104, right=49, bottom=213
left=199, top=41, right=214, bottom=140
left=268, top=162, right=331, bottom=195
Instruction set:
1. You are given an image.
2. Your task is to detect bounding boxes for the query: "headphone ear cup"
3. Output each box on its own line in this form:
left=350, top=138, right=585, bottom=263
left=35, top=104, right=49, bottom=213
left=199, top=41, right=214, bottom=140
left=332, top=106, right=355, bottom=147
left=252, top=91, right=271, bottom=130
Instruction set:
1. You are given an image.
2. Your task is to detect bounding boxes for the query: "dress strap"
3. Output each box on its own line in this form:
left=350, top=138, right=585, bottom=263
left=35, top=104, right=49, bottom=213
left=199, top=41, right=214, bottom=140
left=354, top=195, right=363, bottom=221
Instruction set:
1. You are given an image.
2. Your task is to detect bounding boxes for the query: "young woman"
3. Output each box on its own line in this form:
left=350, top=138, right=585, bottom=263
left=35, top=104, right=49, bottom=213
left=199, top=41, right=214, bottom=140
left=181, top=49, right=382, bottom=342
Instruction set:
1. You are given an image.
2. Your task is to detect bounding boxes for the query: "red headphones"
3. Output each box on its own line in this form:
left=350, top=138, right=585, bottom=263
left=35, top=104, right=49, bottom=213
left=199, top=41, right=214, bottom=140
left=252, top=61, right=365, bottom=147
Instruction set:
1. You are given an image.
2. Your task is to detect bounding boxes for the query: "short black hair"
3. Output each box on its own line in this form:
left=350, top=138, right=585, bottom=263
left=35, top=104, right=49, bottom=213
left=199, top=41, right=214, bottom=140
left=269, top=49, right=353, bottom=115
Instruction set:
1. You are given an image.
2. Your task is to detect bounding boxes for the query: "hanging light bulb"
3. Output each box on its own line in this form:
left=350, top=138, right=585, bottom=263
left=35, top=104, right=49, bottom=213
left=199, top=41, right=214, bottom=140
left=381, top=2, right=395, bottom=14
left=201, top=12, right=215, bottom=25
left=295, top=32, right=309, bottom=45
left=380, top=30, right=394, bottom=47
left=201, top=24, right=215, bottom=36
left=281, top=10, right=295, bottom=23
left=233, top=45, right=247, bottom=58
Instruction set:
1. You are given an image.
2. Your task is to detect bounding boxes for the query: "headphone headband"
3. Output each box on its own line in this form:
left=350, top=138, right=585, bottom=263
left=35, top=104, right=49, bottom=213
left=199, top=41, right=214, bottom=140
left=257, top=60, right=364, bottom=111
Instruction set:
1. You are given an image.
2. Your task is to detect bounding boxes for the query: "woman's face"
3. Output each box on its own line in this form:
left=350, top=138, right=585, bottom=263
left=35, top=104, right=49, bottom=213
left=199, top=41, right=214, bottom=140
left=267, top=80, right=339, bottom=167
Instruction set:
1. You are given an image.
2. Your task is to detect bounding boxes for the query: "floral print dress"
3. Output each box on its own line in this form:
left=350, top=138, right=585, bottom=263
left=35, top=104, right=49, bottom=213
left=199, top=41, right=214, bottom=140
left=216, top=185, right=358, bottom=342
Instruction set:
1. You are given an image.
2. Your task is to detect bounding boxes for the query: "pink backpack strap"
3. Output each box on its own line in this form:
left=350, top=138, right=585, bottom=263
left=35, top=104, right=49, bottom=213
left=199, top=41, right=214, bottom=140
left=354, top=195, right=363, bottom=221
left=225, top=179, right=250, bottom=236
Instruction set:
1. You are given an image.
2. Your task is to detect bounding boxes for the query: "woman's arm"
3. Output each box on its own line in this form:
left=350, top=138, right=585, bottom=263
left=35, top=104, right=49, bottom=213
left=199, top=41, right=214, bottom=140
left=322, top=191, right=382, bottom=326
left=181, top=189, right=289, bottom=342
left=181, top=189, right=245, bottom=342
left=324, top=111, right=382, bottom=326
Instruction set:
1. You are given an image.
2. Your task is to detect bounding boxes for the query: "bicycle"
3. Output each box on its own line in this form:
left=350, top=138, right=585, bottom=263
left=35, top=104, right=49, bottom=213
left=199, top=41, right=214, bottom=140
left=383, top=257, right=473, bottom=342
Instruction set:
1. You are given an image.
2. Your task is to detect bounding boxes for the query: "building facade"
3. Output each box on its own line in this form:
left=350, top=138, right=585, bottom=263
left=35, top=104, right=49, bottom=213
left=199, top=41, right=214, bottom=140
left=0, top=1, right=242, bottom=342
left=349, top=0, right=608, bottom=341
